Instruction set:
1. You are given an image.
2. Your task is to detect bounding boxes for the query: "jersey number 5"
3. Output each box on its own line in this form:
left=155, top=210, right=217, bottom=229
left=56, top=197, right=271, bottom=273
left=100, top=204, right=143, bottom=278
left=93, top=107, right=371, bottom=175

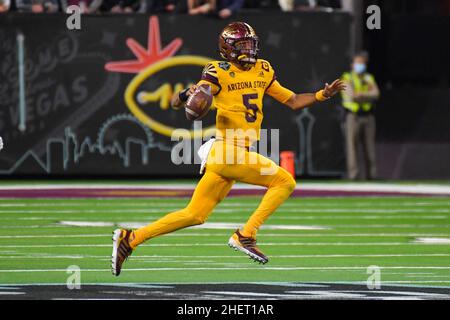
left=243, top=93, right=258, bottom=123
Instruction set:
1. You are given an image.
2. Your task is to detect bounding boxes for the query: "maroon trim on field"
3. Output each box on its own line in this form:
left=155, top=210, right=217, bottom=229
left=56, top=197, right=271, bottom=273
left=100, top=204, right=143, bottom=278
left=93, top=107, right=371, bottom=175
left=0, top=187, right=447, bottom=198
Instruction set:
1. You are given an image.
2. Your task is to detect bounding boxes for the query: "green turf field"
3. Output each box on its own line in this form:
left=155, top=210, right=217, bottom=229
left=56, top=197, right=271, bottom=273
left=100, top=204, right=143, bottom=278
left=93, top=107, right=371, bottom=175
left=0, top=195, right=449, bottom=287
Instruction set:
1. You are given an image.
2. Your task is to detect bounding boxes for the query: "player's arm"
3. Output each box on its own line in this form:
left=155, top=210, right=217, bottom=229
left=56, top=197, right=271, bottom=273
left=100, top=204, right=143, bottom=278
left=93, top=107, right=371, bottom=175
left=171, top=85, right=197, bottom=110
left=171, top=63, right=220, bottom=109
left=170, top=82, right=219, bottom=109
left=285, top=78, right=346, bottom=110
left=266, top=77, right=345, bottom=111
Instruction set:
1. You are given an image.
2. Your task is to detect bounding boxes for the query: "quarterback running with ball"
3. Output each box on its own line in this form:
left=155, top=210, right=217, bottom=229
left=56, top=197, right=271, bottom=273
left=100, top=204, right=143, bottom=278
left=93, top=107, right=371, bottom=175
left=112, top=22, right=345, bottom=276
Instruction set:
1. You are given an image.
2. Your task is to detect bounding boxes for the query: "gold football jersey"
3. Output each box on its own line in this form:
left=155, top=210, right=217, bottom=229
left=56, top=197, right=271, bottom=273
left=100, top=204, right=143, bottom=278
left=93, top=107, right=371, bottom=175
left=197, top=59, right=294, bottom=147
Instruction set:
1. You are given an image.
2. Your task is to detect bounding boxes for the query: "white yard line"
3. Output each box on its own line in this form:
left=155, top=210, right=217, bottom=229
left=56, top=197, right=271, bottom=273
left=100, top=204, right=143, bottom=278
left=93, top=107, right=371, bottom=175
left=1, top=215, right=448, bottom=222
left=268, top=215, right=449, bottom=219
left=0, top=266, right=450, bottom=273
left=201, top=290, right=341, bottom=299
left=415, top=237, right=450, bottom=244
left=1, top=208, right=449, bottom=213
left=0, top=224, right=448, bottom=229
left=60, top=221, right=330, bottom=231
left=0, top=233, right=449, bottom=239
left=379, top=281, right=450, bottom=284
left=0, top=184, right=198, bottom=190
left=1, top=253, right=449, bottom=259
left=286, top=290, right=448, bottom=297
left=0, top=209, right=174, bottom=214
left=0, top=242, right=445, bottom=248
left=324, top=225, right=450, bottom=228
left=0, top=215, right=447, bottom=224
left=0, top=234, right=111, bottom=239
left=59, top=221, right=114, bottom=227
left=404, top=275, right=450, bottom=278
left=67, top=221, right=450, bottom=229
left=381, top=272, right=436, bottom=275
left=123, top=253, right=450, bottom=258
left=0, top=292, right=25, bottom=295
left=0, top=225, right=65, bottom=229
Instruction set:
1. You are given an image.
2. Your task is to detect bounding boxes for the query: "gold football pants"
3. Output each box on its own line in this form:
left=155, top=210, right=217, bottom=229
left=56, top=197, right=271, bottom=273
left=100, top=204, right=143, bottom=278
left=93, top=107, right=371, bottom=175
left=130, top=141, right=296, bottom=248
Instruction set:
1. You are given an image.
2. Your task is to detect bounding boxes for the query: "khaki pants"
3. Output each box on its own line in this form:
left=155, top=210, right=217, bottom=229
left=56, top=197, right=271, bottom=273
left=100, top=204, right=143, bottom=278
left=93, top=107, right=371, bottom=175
left=345, top=113, right=376, bottom=180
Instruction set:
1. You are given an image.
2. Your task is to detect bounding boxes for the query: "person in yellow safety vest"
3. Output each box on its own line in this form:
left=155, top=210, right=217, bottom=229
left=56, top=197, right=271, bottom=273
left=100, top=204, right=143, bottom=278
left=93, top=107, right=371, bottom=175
left=341, top=51, right=380, bottom=180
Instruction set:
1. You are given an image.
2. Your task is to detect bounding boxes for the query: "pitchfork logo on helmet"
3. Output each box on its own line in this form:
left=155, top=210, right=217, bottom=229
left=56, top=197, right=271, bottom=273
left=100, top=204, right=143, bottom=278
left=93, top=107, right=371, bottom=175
left=219, top=22, right=259, bottom=70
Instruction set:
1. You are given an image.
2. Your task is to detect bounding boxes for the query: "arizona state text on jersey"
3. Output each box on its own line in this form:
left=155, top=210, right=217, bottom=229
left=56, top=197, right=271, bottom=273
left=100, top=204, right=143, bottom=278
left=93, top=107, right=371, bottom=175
left=198, top=59, right=294, bottom=147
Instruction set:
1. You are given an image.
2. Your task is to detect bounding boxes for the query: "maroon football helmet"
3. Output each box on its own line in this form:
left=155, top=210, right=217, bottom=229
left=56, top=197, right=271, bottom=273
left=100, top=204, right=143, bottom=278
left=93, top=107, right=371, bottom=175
left=219, top=22, right=259, bottom=70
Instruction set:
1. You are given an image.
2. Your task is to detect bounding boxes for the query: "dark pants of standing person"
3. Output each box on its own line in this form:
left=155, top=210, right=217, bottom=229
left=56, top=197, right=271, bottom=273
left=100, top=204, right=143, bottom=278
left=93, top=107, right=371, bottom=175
left=345, top=113, right=376, bottom=180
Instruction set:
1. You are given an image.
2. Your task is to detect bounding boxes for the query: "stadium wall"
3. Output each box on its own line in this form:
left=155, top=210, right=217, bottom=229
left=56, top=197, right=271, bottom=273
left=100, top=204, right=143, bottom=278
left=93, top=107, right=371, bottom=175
left=0, top=12, right=350, bottom=178
left=0, top=12, right=448, bottom=179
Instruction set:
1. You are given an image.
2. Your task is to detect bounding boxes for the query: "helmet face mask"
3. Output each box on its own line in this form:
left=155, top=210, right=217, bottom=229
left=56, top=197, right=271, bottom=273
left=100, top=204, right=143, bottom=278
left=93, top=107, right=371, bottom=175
left=219, top=22, right=259, bottom=70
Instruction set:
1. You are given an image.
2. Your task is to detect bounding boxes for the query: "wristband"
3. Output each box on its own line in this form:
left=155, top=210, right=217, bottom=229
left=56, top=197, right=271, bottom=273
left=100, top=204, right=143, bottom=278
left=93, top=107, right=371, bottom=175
left=179, top=88, right=189, bottom=102
left=315, top=89, right=330, bottom=102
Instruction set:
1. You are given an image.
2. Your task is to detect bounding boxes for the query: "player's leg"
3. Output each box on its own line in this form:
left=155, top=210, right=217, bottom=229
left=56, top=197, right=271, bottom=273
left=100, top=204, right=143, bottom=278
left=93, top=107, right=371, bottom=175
left=111, top=170, right=233, bottom=276
left=230, top=160, right=295, bottom=264
left=130, top=171, right=234, bottom=248
left=227, top=152, right=296, bottom=239
left=209, top=145, right=296, bottom=263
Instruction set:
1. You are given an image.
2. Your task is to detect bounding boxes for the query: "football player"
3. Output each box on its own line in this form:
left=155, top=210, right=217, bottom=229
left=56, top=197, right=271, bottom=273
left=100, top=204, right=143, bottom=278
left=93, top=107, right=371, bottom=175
left=112, top=22, right=345, bottom=276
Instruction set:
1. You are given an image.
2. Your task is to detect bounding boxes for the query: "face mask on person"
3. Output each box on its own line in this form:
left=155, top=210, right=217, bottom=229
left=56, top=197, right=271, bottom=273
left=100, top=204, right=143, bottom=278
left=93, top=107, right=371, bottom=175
left=353, top=63, right=367, bottom=74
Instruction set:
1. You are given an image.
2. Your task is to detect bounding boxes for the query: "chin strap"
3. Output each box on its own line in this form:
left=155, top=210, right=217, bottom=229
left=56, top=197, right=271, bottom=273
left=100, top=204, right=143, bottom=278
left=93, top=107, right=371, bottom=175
left=238, top=54, right=256, bottom=63
left=237, top=55, right=257, bottom=70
